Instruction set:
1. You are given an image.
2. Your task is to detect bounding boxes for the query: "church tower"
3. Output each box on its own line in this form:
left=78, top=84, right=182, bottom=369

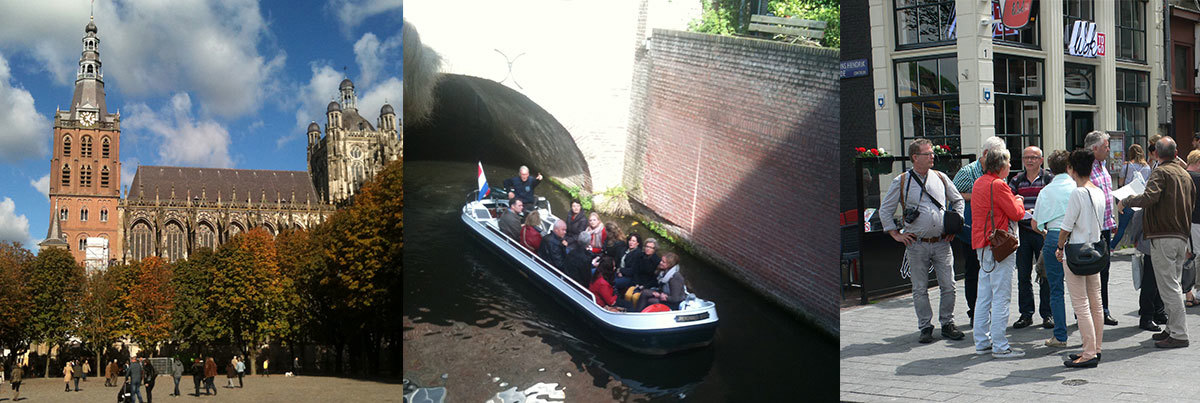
left=44, top=16, right=122, bottom=267
left=306, top=78, right=400, bottom=205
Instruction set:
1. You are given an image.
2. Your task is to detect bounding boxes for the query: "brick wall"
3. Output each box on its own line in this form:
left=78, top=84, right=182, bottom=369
left=624, top=29, right=840, bottom=333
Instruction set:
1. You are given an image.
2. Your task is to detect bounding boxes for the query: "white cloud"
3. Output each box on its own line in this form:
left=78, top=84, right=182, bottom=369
left=0, top=197, right=33, bottom=247
left=354, top=32, right=401, bottom=87
left=358, top=77, right=402, bottom=121
left=0, top=0, right=285, bottom=118
left=123, top=93, right=234, bottom=168
left=30, top=175, right=49, bottom=199
left=328, top=0, right=403, bottom=37
left=278, top=64, right=344, bottom=148
left=0, top=51, right=51, bottom=163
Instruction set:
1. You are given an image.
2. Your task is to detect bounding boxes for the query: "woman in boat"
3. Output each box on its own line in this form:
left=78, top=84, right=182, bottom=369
left=589, top=256, right=620, bottom=309
left=653, top=252, right=687, bottom=310
left=581, top=212, right=607, bottom=254
left=565, top=200, right=588, bottom=239
left=603, top=223, right=626, bottom=255
left=611, top=233, right=642, bottom=293
left=520, top=210, right=543, bottom=251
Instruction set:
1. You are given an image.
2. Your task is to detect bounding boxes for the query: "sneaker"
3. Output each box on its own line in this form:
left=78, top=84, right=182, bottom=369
left=992, top=348, right=1025, bottom=359
left=918, top=327, right=934, bottom=344
left=941, top=323, right=965, bottom=340
left=1041, top=317, right=1054, bottom=329
left=1153, top=330, right=1171, bottom=341
left=1044, top=338, right=1067, bottom=348
left=1155, top=337, right=1190, bottom=349
left=975, top=344, right=993, bottom=355
left=1013, top=316, right=1032, bottom=329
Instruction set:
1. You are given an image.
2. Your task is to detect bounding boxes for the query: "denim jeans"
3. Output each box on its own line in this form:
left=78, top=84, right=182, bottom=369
left=1041, top=230, right=1068, bottom=342
left=131, top=382, right=144, bottom=403
left=1016, top=226, right=1050, bottom=319
left=1110, top=207, right=1134, bottom=250
left=1101, top=230, right=1112, bottom=314
left=974, top=247, right=1015, bottom=352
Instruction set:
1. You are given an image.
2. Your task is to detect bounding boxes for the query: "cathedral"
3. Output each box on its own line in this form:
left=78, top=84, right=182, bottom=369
left=40, top=17, right=400, bottom=267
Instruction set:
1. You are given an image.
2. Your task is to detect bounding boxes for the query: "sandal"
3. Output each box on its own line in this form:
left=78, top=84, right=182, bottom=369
left=1187, top=298, right=1200, bottom=308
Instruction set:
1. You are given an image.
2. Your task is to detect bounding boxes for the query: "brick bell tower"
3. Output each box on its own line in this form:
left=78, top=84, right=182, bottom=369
left=42, top=15, right=122, bottom=266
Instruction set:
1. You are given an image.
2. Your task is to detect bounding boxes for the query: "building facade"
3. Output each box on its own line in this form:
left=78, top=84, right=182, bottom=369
left=119, top=167, right=334, bottom=263
left=41, top=18, right=123, bottom=265
left=307, top=78, right=400, bottom=205
left=869, top=0, right=1165, bottom=179
left=1170, top=1, right=1200, bottom=154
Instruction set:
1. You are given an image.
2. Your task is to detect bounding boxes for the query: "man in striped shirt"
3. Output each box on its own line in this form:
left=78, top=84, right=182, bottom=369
left=1086, top=131, right=1120, bottom=326
left=1009, top=146, right=1054, bottom=329
left=952, top=136, right=1008, bottom=324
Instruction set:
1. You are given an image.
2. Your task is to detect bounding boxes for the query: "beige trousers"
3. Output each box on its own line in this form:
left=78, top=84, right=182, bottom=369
left=1064, top=265, right=1104, bottom=359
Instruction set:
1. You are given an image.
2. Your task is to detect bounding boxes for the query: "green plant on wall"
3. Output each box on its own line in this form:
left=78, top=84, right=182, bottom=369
left=688, top=0, right=840, bottom=49
left=567, top=185, right=594, bottom=210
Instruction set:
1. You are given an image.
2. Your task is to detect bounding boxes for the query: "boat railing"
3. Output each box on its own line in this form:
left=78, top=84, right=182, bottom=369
left=477, top=213, right=598, bottom=306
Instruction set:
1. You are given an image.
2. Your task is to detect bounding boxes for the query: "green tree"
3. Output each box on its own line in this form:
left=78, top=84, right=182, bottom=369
left=689, top=0, right=841, bottom=48
left=170, top=249, right=218, bottom=348
left=26, top=247, right=85, bottom=377
left=0, top=242, right=34, bottom=373
left=768, top=0, right=840, bottom=48
left=77, top=263, right=128, bottom=377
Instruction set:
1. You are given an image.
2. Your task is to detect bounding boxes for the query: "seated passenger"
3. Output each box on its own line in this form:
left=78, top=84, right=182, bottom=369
left=611, top=233, right=641, bottom=293
left=562, top=239, right=595, bottom=286
left=503, top=166, right=542, bottom=207
left=497, top=199, right=524, bottom=240
left=565, top=200, right=588, bottom=240
left=603, top=223, right=626, bottom=256
left=589, top=256, right=620, bottom=310
left=537, top=220, right=569, bottom=269
left=633, top=238, right=662, bottom=288
left=520, top=210, right=543, bottom=251
left=579, top=212, right=606, bottom=254
left=654, top=252, right=687, bottom=310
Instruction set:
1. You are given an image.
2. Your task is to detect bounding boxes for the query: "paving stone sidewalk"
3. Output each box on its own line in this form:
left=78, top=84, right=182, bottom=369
left=842, top=249, right=1200, bottom=402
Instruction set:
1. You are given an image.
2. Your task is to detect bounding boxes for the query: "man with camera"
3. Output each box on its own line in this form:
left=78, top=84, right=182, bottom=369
left=879, top=139, right=967, bottom=343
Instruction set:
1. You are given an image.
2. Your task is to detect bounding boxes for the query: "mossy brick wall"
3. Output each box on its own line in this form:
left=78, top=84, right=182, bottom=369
left=623, top=29, right=840, bottom=334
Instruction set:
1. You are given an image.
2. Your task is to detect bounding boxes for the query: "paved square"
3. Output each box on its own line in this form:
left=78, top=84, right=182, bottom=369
left=842, top=249, right=1200, bottom=402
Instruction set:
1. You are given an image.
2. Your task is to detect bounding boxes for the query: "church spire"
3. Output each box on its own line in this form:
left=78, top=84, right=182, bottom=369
left=71, top=15, right=107, bottom=120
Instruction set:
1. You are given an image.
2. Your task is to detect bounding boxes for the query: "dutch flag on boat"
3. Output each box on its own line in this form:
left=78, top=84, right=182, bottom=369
left=477, top=162, right=490, bottom=201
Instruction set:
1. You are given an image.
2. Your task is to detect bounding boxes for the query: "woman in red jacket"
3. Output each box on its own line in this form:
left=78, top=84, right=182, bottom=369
left=520, top=210, right=543, bottom=251
left=970, top=147, right=1026, bottom=359
left=589, top=256, right=620, bottom=310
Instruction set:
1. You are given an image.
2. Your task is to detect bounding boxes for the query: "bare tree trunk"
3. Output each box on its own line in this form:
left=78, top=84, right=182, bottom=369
left=248, top=347, right=257, bottom=376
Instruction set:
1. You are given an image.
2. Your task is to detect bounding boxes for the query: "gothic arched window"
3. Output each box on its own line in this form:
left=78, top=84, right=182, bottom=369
left=131, top=221, right=153, bottom=261
left=100, top=209, right=108, bottom=222
left=81, top=165, right=92, bottom=187
left=81, top=208, right=88, bottom=222
left=102, top=137, right=110, bottom=158
left=81, top=136, right=93, bottom=158
left=79, top=236, right=87, bottom=251
left=61, top=164, right=71, bottom=187
left=101, top=166, right=110, bottom=188
left=63, top=135, right=72, bottom=156
left=197, top=223, right=216, bottom=251
left=164, top=222, right=186, bottom=263
left=59, top=208, right=68, bottom=221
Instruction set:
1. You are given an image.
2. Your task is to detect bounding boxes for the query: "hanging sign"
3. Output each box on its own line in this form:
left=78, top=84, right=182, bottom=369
left=992, top=2, right=1016, bottom=36
left=1068, top=21, right=1100, bottom=58
left=1097, top=33, right=1105, bottom=56
left=1002, top=0, right=1034, bottom=30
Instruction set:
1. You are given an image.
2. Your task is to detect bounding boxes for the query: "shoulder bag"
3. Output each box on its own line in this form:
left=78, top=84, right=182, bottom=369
left=1065, top=188, right=1109, bottom=276
left=986, top=179, right=1019, bottom=263
left=908, top=170, right=964, bottom=236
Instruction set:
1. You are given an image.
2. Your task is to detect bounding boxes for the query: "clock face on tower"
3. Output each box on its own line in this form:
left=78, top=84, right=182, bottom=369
left=79, top=111, right=98, bottom=127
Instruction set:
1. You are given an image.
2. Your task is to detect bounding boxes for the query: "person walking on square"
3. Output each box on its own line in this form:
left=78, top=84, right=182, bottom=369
left=106, top=359, right=118, bottom=387
left=126, top=356, right=144, bottom=403
left=1119, top=136, right=1195, bottom=348
left=10, top=362, right=21, bottom=401
left=1055, top=149, right=1108, bottom=368
left=971, top=147, right=1026, bottom=358
left=143, top=357, right=156, bottom=403
left=1033, top=150, right=1075, bottom=348
left=71, top=359, right=82, bottom=391
left=190, top=358, right=204, bottom=396
left=235, top=356, right=245, bottom=387
left=1181, top=150, right=1200, bottom=308
left=82, top=359, right=90, bottom=382
left=170, top=358, right=182, bottom=396
left=203, top=357, right=217, bottom=395
left=878, top=139, right=966, bottom=343
left=63, top=361, right=73, bottom=392
left=262, top=358, right=269, bottom=378
left=1009, top=146, right=1055, bottom=329
left=953, top=136, right=1008, bottom=324
left=1084, top=131, right=1120, bottom=326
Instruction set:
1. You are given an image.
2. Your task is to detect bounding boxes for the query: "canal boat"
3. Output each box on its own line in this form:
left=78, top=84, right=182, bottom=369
left=462, top=191, right=719, bottom=355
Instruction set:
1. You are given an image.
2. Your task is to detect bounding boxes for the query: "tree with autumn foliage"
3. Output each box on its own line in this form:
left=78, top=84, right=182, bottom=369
left=26, top=247, right=85, bottom=377
left=170, top=249, right=218, bottom=348
left=0, top=242, right=34, bottom=373
left=76, top=262, right=129, bottom=377
left=209, top=228, right=298, bottom=374
left=121, top=256, right=175, bottom=354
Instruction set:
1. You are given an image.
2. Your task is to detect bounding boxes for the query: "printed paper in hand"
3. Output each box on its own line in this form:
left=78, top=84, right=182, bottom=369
left=1111, top=172, right=1146, bottom=201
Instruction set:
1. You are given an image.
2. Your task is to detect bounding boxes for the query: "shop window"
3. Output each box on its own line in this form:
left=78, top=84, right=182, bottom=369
left=1116, top=0, right=1147, bottom=63
left=894, top=0, right=956, bottom=49
left=1064, top=63, right=1096, bottom=104
left=995, top=55, right=1045, bottom=171
left=991, top=1, right=1038, bottom=48
left=895, top=55, right=961, bottom=156
left=1117, top=69, right=1150, bottom=149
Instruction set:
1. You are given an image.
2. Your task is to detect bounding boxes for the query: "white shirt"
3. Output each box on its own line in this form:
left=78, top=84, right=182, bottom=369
left=1060, top=186, right=1106, bottom=244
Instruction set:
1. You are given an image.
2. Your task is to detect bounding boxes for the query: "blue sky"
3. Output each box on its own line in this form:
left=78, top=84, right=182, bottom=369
left=0, top=0, right=402, bottom=250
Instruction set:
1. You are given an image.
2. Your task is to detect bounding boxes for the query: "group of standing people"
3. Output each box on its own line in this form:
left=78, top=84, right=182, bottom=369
left=881, top=131, right=1199, bottom=368
left=496, top=166, right=690, bottom=313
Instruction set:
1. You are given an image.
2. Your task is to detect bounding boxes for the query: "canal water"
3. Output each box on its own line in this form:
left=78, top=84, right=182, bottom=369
left=403, top=160, right=836, bottom=401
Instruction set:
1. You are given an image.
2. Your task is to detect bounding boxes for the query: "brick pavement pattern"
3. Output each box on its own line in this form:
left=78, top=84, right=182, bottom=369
left=842, top=249, right=1200, bottom=402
